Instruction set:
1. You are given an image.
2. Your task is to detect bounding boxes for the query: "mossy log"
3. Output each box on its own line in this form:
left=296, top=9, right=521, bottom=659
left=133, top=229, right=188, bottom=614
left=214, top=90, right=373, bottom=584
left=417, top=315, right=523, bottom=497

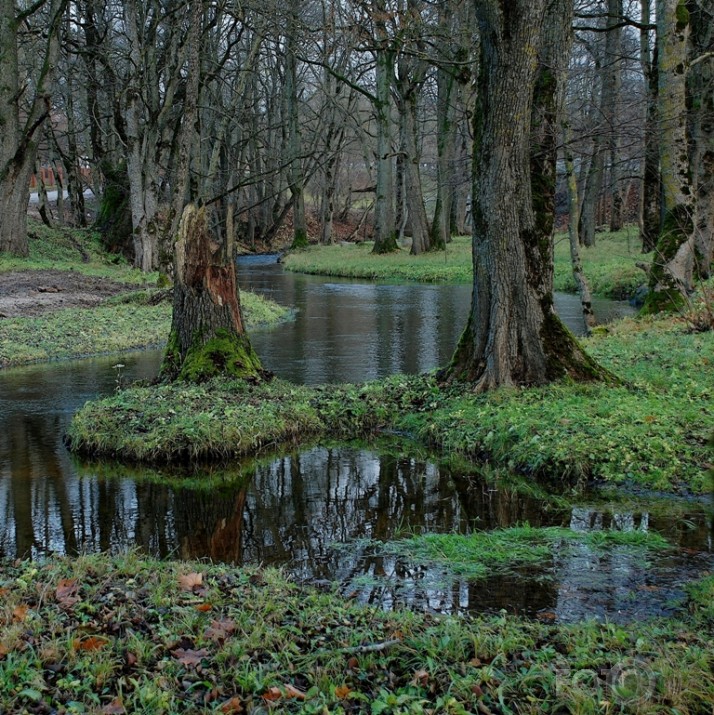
left=160, top=204, right=264, bottom=383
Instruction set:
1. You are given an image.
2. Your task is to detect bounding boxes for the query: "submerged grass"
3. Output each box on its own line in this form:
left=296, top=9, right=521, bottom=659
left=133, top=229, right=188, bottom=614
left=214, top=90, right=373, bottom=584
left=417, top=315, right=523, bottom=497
left=68, top=309, right=714, bottom=494
left=0, top=291, right=290, bottom=367
left=0, top=552, right=712, bottom=714
left=284, top=229, right=648, bottom=298
left=394, top=525, right=672, bottom=579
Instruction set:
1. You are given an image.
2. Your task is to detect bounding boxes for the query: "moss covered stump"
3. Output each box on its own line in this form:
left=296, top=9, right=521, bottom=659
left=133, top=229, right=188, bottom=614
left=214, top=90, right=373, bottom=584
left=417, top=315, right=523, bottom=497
left=160, top=204, right=264, bottom=383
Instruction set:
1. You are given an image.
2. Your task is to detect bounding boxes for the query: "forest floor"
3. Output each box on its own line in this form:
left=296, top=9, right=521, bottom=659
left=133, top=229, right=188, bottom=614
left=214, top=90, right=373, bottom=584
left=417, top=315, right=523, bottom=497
left=1, top=552, right=713, bottom=714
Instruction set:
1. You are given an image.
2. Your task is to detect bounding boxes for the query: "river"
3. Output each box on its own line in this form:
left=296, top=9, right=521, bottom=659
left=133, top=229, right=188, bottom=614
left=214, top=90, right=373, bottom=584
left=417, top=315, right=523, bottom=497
left=0, top=261, right=710, bottom=622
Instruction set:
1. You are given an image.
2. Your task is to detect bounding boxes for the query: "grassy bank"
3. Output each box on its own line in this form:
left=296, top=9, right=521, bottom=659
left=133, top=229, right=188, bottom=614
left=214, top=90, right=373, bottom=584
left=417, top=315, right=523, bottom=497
left=1, top=552, right=712, bottom=714
left=0, top=291, right=290, bottom=368
left=67, top=310, right=713, bottom=494
left=0, top=220, right=156, bottom=285
left=0, top=222, right=292, bottom=367
left=283, top=229, right=649, bottom=299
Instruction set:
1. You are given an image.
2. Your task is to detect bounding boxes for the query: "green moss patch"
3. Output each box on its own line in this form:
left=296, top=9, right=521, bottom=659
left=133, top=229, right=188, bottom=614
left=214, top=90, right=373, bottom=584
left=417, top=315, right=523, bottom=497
left=0, top=552, right=713, bottom=714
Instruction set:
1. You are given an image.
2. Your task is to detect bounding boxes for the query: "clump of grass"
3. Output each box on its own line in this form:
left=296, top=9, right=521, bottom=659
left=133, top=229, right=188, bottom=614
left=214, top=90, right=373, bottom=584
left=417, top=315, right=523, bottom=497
left=395, top=525, right=672, bottom=579
left=0, top=291, right=290, bottom=368
left=1, top=552, right=713, bottom=714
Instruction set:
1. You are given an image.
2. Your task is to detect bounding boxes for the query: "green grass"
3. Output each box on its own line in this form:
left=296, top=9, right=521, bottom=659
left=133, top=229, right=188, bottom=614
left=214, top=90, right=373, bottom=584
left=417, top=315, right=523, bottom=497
left=0, top=291, right=290, bottom=368
left=394, top=525, right=672, bottom=579
left=283, top=236, right=473, bottom=283
left=67, top=308, right=713, bottom=493
left=0, top=220, right=157, bottom=285
left=0, top=552, right=712, bottom=714
left=284, top=229, right=649, bottom=298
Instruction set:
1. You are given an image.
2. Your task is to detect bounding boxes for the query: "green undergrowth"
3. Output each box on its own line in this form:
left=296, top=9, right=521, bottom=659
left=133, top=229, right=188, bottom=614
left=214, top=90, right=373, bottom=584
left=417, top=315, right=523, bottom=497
left=1, top=552, right=713, bottom=714
left=393, top=525, right=672, bottom=580
left=284, top=229, right=648, bottom=298
left=553, top=228, right=649, bottom=299
left=0, top=220, right=156, bottom=285
left=0, top=291, right=289, bottom=368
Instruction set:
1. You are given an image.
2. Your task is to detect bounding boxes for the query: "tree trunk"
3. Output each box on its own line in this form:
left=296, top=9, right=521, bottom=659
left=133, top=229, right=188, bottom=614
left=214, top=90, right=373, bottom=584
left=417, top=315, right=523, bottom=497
left=0, top=0, right=62, bottom=256
left=160, top=204, right=263, bottom=383
left=372, top=17, right=398, bottom=254
left=605, top=0, right=624, bottom=232
left=643, top=0, right=695, bottom=313
left=448, top=0, right=606, bottom=390
left=688, top=0, right=713, bottom=278
left=640, top=0, right=661, bottom=252
left=430, top=64, right=455, bottom=249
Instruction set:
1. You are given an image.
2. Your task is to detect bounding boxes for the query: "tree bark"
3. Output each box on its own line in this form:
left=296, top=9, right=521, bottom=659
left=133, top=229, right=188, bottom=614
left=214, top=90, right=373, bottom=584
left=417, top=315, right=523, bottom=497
left=0, top=0, right=63, bottom=256
left=643, top=0, right=696, bottom=312
left=160, top=204, right=263, bottom=383
left=447, top=0, right=606, bottom=390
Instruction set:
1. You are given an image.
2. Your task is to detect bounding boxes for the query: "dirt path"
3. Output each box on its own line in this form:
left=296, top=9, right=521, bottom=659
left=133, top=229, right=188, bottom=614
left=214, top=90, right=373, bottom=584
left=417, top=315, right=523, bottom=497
left=0, top=270, right=133, bottom=318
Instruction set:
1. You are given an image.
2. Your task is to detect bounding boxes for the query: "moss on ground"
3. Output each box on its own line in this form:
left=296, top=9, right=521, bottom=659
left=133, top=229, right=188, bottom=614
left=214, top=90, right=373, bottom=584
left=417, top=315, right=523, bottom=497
left=67, top=309, right=713, bottom=493
left=0, top=552, right=712, bottom=714
left=283, top=229, right=649, bottom=299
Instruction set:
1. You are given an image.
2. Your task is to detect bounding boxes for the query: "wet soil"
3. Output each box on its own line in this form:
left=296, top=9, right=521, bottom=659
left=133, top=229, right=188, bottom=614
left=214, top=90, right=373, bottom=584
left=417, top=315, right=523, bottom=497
left=0, top=270, right=131, bottom=318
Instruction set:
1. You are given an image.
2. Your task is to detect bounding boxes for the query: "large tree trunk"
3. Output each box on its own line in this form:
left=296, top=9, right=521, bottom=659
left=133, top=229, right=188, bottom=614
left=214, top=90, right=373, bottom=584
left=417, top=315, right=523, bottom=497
left=160, top=204, right=262, bottom=383
left=448, top=0, right=605, bottom=391
left=640, top=0, right=661, bottom=252
left=688, top=0, right=713, bottom=279
left=0, top=0, right=62, bottom=256
left=643, top=0, right=695, bottom=312
left=372, top=13, right=398, bottom=254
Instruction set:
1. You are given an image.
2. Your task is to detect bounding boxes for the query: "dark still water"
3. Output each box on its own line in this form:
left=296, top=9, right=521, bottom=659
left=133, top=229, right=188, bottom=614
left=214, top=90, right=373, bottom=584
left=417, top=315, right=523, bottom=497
left=237, top=258, right=634, bottom=384
left=1, top=263, right=710, bottom=622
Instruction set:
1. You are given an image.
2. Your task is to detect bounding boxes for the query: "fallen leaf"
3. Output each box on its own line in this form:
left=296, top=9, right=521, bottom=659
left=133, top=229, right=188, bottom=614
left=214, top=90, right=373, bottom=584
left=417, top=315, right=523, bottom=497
left=195, top=602, right=213, bottom=612
left=178, top=572, right=204, bottom=592
left=205, top=618, right=236, bottom=643
left=12, top=605, right=28, bottom=622
left=0, top=644, right=10, bottom=658
left=284, top=684, right=306, bottom=700
left=74, top=636, right=109, bottom=652
left=171, top=647, right=209, bottom=668
left=335, top=684, right=352, bottom=699
left=55, top=578, right=80, bottom=607
left=413, top=669, right=429, bottom=687
left=220, top=697, right=244, bottom=714
left=347, top=656, right=359, bottom=670
left=262, top=687, right=282, bottom=702
left=101, top=698, right=126, bottom=714
left=125, top=652, right=138, bottom=667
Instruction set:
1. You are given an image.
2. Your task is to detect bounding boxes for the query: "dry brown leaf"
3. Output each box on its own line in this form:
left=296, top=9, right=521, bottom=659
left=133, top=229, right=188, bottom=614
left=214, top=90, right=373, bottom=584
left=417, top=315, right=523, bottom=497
left=262, top=687, right=283, bottom=702
left=74, top=636, right=109, bottom=652
left=171, top=647, right=209, bottom=668
left=347, top=656, right=359, bottom=670
left=101, top=698, right=126, bottom=714
left=195, top=602, right=213, bottom=612
left=284, top=684, right=306, bottom=700
left=178, top=572, right=203, bottom=592
left=0, top=644, right=10, bottom=658
left=55, top=578, right=80, bottom=607
left=205, top=618, right=236, bottom=643
left=12, top=605, right=28, bottom=622
left=125, top=652, right=138, bottom=667
left=413, top=669, right=429, bottom=687
left=220, top=697, right=244, bottom=714
left=335, top=684, right=352, bottom=699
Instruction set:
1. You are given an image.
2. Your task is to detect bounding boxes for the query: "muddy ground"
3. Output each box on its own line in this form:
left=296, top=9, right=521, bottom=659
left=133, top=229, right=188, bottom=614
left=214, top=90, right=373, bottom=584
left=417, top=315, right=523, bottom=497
left=0, top=270, right=131, bottom=318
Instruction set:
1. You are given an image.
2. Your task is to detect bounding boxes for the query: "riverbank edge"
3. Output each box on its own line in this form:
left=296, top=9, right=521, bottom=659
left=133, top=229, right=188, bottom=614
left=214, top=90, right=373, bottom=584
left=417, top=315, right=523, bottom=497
left=1, top=551, right=712, bottom=714
left=0, top=289, right=293, bottom=369
left=282, top=230, right=650, bottom=300
left=66, top=307, right=713, bottom=494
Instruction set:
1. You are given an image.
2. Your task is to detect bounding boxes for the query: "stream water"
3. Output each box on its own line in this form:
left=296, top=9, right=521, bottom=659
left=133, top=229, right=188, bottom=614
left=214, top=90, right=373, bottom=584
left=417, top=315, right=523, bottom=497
left=0, top=261, right=711, bottom=623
